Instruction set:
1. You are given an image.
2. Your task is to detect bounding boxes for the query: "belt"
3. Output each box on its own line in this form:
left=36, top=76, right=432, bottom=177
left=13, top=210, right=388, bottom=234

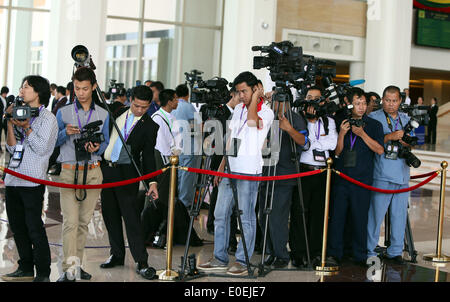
left=62, top=162, right=100, bottom=171
left=300, top=163, right=326, bottom=171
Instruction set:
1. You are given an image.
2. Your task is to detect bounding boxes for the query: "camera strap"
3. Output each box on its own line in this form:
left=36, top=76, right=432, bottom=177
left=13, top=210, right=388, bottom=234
left=74, top=159, right=89, bottom=202
left=383, top=110, right=403, bottom=132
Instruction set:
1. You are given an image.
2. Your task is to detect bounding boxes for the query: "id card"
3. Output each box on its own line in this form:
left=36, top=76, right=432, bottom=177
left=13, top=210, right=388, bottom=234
left=312, top=149, right=326, bottom=162
left=344, top=150, right=357, bottom=168
left=9, top=145, right=24, bottom=168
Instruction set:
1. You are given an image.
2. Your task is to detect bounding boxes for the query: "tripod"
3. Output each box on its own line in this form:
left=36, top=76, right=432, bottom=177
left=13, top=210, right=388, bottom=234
left=258, top=86, right=312, bottom=277
left=179, top=121, right=255, bottom=279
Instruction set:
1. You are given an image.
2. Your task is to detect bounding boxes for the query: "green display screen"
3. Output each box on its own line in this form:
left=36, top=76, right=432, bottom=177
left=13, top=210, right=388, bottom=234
left=416, top=9, right=450, bottom=49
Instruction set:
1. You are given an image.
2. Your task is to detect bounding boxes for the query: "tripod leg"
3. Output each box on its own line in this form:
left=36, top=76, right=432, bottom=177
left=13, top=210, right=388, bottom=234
left=404, top=213, right=417, bottom=263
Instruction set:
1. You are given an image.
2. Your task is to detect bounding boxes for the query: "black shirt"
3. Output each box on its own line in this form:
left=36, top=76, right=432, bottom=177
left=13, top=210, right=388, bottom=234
left=334, top=115, right=384, bottom=185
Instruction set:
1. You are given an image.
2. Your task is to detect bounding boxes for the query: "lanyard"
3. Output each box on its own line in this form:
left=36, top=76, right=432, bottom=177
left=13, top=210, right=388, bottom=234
left=123, top=110, right=139, bottom=141
left=159, top=108, right=172, bottom=130
left=74, top=101, right=94, bottom=129
left=383, top=111, right=403, bottom=132
left=315, top=120, right=321, bottom=140
left=20, top=106, right=44, bottom=144
left=237, top=107, right=247, bottom=137
left=349, top=132, right=357, bottom=151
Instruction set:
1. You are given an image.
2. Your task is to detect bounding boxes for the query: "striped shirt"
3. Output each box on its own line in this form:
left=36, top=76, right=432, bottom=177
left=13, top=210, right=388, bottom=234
left=5, top=108, right=58, bottom=187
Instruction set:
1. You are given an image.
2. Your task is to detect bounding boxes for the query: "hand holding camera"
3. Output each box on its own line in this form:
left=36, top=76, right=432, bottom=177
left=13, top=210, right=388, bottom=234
left=66, top=124, right=81, bottom=136
left=351, top=125, right=365, bottom=137
left=388, top=130, right=404, bottom=142
left=340, top=119, right=351, bottom=135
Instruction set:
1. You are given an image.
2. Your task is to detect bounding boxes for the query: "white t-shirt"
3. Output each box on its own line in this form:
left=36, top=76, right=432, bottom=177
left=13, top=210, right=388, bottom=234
left=300, top=117, right=338, bottom=166
left=228, top=102, right=274, bottom=175
left=152, top=108, right=180, bottom=156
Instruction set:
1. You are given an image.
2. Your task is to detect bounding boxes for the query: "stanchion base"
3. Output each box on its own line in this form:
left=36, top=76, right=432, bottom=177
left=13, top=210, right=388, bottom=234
left=423, top=254, right=450, bottom=263
left=157, top=269, right=179, bottom=281
left=315, top=265, right=339, bottom=276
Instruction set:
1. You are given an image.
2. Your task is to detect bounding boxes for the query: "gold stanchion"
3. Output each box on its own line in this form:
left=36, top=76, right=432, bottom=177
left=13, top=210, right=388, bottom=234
left=316, top=158, right=339, bottom=275
left=157, top=156, right=180, bottom=281
left=423, top=161, right=450, bottom=263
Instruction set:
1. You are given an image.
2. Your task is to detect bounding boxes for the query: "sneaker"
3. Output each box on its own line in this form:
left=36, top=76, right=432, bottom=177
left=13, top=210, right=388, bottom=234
left=227, top=262, right=248, bottom=276
left=1, top=268, right=34, bottom=281
left=198, top=258, right=228, bottom=272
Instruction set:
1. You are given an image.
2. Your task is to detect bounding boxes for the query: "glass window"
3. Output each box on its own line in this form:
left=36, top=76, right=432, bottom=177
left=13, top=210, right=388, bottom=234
left=12, top=0, right=51, bottom=9
left=107, top=0, right=140, bottom=18
left=144, top=0, right=182, bottom=22
left=0, top=3, right=8, bottom=86
left=184, top=0, right=223, bottom=26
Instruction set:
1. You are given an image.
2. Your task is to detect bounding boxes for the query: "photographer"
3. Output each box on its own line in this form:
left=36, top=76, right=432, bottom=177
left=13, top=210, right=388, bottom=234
left=55, top=67, right=110, bottom=282
left=327, top=88, right=384, bottom=267
left=289, top=86, right=337, bottom=268
left=427, top=97, right=438, bottom=145
left=146, top=81, right=164, bottom=117
left=1, top=76, right=58, bottom=282
left=99, top=85, right=158, bottom=280
left=259, top=99, right=307, bottom=269
left=367, top=85, right=412, bottom=265
left=198, top=71, right=274, bottom=276
left=108, top=87, right=127, bottom=116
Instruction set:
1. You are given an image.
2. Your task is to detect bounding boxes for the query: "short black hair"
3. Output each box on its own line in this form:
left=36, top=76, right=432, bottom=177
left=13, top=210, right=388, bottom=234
left=117, top=88, right=127, bottom=97
left=50, top=83, right=57, bottom=90
left=150, top=81, right=164, bottom=92
left=175, top=84, right=189, bottom=98
left=72, top=67, right=97, bottom=85
left=306, top=85, right=323, bottom=96
left=22, top=75, right=51, bottom=107
left=56, top=86, right=66, bottom=95
left=132, top=85, right=153, bottom=102
left=232, top=71, right=258, bottom=89
left=347, top=87, right=366, bottom=103
left=145, top=80, right=152, bottom=84
left=1, top=86, right=9, bottom=95
left=159, top=89, right=176, bottom=107
left=382, top=85, right=401, bottom=98
left=104, top=92, right=111, bottom=99
left=366, top=91, right=380, bottom=104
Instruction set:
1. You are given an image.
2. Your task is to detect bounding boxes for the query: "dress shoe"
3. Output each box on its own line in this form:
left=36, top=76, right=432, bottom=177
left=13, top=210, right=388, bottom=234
left=136, top=262, right=156, bottom=280
left=384, top=255, right=406, bottom=265
left=189, top=237, right=204, bottom=247
left=263, top=255, right=276, bottom=266
left=290, top=253, right=306, bottom=268
left=1, top=268, right=34, bottom=281
left=272, top=258, right=289, bottom=269
left=33, top=276, right=50, bottom=282
left=80, top=268, right=92, bottom=280
left=56, top=272, right=76, bottom=282
left=100, top=255, right=124, bottom=269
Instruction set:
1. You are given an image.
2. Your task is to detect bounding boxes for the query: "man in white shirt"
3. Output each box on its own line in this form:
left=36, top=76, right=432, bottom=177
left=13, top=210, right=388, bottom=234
left=289, top=86, right=338, bottom=268
left=403, top=88, right=411, bottom=106
left=199, top=71, right=274, bottom=276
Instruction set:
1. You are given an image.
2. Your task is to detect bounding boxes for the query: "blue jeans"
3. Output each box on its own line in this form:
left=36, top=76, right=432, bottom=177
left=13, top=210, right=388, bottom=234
left=367, top=180, right=409, bottom=258
left=214, top=173, right=260, bottom=266
left=177, top=155, right=202, bottom=208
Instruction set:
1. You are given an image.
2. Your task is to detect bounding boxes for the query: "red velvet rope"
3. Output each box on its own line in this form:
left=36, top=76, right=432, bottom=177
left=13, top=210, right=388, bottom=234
left=410, top=171, right=439, bottom=180
left=336, top=171, right=439, bottom=194
left=2, top=168, right=165, bottom=189
left=185, top=167, right=324, bottom=181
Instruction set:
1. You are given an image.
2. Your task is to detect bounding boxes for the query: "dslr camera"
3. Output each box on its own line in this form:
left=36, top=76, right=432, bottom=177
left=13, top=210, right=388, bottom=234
left=74, top=120, right=105, bottom=162
left=345, top=104, right=366, bottom=128
left=4, top=96, right=40, bottom=121
left=384, top=119, right=421, bottom=168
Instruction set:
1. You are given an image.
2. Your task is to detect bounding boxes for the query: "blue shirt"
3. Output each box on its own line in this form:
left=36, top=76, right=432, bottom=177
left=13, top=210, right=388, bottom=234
left=334, top=115, right=384, bottom=185
left=368, top=109, right=411, bottom=185
left=146, top=101, right=160, bottom=117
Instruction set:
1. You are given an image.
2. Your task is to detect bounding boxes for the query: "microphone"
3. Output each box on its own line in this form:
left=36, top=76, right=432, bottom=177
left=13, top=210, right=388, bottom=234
left=349, top=79, right=365, bottom=86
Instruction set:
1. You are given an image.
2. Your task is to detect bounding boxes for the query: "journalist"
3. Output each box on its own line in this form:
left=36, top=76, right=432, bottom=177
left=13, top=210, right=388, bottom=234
left=100, top=85, right=158, bottom=280
left=289, top=86, right=337, bottom=268
left=327, top=88, right=384, bottom=266
left=198, top=71, right=274, bottom=276
left=55, top=67, right=110, bottom=282
left=367, top=85, right=412, bottom=265
left=1, top=76, right=58, bottom=282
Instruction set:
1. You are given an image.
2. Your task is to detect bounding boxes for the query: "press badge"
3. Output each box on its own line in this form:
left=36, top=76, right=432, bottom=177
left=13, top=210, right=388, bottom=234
left=343, top=150, right=357, bottom=168
left=312, top=149, right=326, bottom=162
left=9, top=145, right=24, bottom=168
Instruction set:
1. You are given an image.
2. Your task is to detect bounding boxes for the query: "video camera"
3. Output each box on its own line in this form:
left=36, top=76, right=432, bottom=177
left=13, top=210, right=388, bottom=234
left=384, top=119, right=421, bottom=168
left=5, top=96, right=40, bottom=121
left=184, top=70, right=231, bottom=120
left=399, top=104, right=430, bottom=126
left=74, top=120, right=105, bottom=162
left=108, top=80, right=126, bottom=100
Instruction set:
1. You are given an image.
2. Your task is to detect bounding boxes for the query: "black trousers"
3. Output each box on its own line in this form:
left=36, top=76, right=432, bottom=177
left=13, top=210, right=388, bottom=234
left=327, top=182, right=371, bottom=262
left=101, top=165, right=148, bottom=263
left=259, top=182, right=296, bottom=261
left=289, top=169, right=327, bottom=259
left=5, top=185, right=51, bottom=277
left=427, top=122, right=437, bottom=144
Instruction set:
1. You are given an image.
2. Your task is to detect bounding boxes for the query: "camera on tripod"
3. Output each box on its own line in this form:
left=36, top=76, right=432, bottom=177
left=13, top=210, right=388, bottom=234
left=184, top=70, right=231, bottom=120
left=399, top=104, right=430, bottom=126
left=384, top=119, right=421, bottom=168
left=4, top=96, right=40, bottom=121
left=108, top=80, right=125, bottom=100
left=73, top=120, right=105, bottom=161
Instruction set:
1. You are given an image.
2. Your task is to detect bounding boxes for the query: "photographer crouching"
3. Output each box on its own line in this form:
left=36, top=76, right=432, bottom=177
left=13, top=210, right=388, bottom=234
left=367, top=85, right=418, bottom=265
left=1, top=76, right=58, bottom=282
left=55, top=67, right=110, bottom=282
